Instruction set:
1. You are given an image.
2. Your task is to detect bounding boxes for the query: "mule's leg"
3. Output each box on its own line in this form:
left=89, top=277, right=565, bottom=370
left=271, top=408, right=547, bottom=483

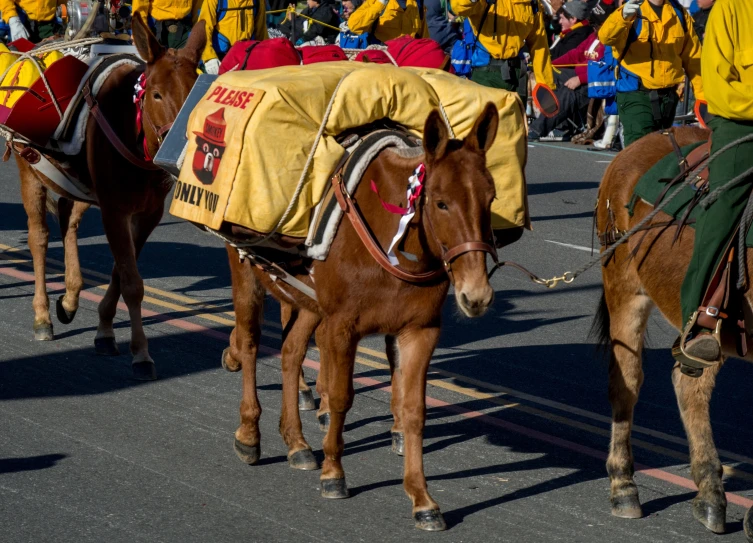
left=95, top=264, right=122, bottom=356
left=99, top=211, right=154, bottom=380
left=280, top=302, right=316, bottom=411
left=19, top=166, right=52, bottom=340
left=221, top=327, right=242, bottom=372
left=279, top=306, right=321, bottom=470
left=55, top=198, right=88, bottom=325
left=317, top=318, right=356, bottom=499
left=605, top=290, right=652, bottom=519
left=672, top=360, right=727, bottom=533
left=228, top=248, right=265, bottom=464
left=396, top=326, right=445, bottom=531
left=386, top=334, right=405, bottom=456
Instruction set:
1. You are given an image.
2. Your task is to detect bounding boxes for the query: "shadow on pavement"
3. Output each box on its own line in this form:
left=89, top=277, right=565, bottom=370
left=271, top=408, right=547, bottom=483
left=0, top=454, right=67, bottom=474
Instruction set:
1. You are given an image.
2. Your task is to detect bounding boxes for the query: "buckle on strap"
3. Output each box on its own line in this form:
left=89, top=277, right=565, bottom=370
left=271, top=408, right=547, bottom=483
left=706, top=306, right=720, bottom=317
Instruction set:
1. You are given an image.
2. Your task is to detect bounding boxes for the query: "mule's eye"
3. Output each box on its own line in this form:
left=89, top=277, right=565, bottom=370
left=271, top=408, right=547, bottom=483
left=202, top=143, right=210, bottom=152
left=437, top=201, right=448, bottom=211
left=152, top=91, right=162, bottom=101
left=213, top=148, right=220, bottom=157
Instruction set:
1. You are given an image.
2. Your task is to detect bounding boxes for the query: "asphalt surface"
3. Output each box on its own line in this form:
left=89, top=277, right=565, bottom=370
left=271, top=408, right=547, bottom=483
left=1, top=142, right=753, bottom=543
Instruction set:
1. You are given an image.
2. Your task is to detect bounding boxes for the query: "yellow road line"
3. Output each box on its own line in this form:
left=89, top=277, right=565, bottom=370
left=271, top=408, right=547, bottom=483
left=3, top=245, right=753, bottom=479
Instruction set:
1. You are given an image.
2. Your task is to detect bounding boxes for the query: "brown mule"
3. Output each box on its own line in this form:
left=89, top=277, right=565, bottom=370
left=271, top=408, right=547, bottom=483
left=593, top=126, right=753, bottom=537
left=15, top=15, right=207, bottom=380
left=223, top=104, right=501, bottom=531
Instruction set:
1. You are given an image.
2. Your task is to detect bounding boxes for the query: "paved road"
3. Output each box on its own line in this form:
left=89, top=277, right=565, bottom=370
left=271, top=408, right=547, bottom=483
left=1, top=142, right=752, bottom=543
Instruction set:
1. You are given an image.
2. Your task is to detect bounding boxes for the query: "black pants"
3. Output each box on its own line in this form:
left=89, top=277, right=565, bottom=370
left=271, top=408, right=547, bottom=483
left=531, top=69, right=589, bottom=135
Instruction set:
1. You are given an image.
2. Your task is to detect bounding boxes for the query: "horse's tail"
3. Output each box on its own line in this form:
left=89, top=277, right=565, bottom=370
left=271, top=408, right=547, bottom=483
left=589, top=289, right=611, bottom=360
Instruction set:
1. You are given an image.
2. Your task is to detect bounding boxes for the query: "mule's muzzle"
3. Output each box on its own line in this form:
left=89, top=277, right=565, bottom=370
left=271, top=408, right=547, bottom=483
left=457, top=283, right=494, bottom=318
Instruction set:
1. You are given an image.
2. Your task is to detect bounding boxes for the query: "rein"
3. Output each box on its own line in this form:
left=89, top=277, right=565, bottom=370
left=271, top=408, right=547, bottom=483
left=333, top=167, right=498, bottom=285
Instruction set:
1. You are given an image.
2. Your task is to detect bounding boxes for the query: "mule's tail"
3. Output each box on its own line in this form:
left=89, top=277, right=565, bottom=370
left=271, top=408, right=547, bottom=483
left=45, top=192, right=58, bottom=219
left=589, top=290, right=611, bottom=360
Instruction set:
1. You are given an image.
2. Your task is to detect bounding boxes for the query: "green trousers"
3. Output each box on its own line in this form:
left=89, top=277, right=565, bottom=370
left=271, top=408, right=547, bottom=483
left=680, top=117, right=753, bottom=325
left=155, top=18, right=192, bottom=49
left=616, top=90, right=679, bottom=147
left=471, top=65, right=528, bottom=105
left=27, top=19, right=60, bottom=43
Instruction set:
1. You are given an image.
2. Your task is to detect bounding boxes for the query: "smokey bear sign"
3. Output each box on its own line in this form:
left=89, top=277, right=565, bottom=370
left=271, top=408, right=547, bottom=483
left=171, top=82, right=264, bottom=230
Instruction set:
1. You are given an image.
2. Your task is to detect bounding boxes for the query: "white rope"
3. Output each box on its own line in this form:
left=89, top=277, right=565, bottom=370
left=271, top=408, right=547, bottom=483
left=438, top=101, right=455, bottom=139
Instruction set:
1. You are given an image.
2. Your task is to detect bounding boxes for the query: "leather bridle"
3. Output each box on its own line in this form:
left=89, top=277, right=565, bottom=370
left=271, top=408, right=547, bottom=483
left=82, top=69, right=171, bottom=171
left=332, top=171, right=499, bottom=285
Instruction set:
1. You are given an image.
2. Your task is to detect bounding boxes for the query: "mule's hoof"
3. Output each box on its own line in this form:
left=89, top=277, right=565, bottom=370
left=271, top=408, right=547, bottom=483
left=692, top=499, right=726, bottom=534
left=391, top=432, right=405, bottom=456
left=318, top=412, right=330, bottom=432
left=611, top=495, right=643, bottom=519
left=234, top=439, right=261, bottom=465
left=288, top=449, right=318, bottom=471
left=298, top=389, right=316, bottom=411
left=55, top=295, right=77, bottom=325
left=414, top=509, right=446, bottom=531
left=132, top=360, right=157, bottom=381
left=94, top=337, right=119, bottom=356
left=33, top=322, right=53, bottom=341
left=221, top=347, right=240, bottom=372
left=320, top=478, right=349, bottom=499
left=744, top=507, right=753, bottom=542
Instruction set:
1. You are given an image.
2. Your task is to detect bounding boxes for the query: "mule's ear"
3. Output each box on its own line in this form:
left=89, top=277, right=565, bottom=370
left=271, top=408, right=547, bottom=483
left=423, top=109, right=449, bottom=162
left=132, top=13, right=164, bottom=64
left=466, top=102, right=499, bottom=154
left=179, top=20, right=207, bottom=67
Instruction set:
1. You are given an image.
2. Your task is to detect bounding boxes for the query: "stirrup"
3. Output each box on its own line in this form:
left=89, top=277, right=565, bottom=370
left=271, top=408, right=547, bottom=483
left=671, top=311, right=723, bottom=378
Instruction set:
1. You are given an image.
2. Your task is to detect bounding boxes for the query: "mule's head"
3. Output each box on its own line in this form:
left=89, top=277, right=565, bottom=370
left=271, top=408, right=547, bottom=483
left=131, top=14, right=207, bottom=154
left=422, top=103, right=499, bottom=318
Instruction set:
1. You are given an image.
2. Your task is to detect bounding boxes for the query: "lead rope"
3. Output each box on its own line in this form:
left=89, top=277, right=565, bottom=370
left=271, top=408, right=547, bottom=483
left=517, top=133, right=753, bottom=288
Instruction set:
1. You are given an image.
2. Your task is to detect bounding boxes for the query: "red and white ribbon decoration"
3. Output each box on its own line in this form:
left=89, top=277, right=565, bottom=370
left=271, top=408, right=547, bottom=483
left=133, top=73, right=152, bottom=161
left=370, top=163, right=425, bottom=265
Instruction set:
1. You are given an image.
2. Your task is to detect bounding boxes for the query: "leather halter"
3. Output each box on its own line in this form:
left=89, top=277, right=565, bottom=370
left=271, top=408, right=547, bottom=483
left=81, top=71, right=165, bottom=171
left=134, top=72, right=173, bottom=161
left=332, top=171, right=498, bottom=284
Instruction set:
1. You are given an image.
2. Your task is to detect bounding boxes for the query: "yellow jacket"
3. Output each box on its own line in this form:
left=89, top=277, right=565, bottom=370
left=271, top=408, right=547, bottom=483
left=348, top=0, right=426, bottom=43
left=132, top=0, right=194, bottom=22
left=701, top=0, right=753, bottom=121
left=198, top=0, right=267, bottom=62
left=0, top=0, right=57, bottom=23
left=453, top=0, right=554, bottom=89
left=598, top=0, right=703, bottom=100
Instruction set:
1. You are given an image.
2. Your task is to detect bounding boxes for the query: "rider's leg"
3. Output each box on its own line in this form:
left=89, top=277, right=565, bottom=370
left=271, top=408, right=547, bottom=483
left=680, top=117, right=753, bottom=361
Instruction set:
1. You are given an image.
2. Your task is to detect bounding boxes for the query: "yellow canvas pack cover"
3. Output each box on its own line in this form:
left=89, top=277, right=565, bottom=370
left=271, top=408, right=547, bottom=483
left=171, top=62, right=528, bottom=238
left=0, top=50, right=64, bottom=108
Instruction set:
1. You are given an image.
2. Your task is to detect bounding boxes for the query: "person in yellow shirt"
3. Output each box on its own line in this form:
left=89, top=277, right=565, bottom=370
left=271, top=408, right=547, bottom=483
left=598, top=0, right=703, bottom=147
left=347, top=0, right=426, bottom=44
left=452, top=0, right=553, bottom=102
left=132, top=0, right=195, bottom=48
left=0, top=0, right=59, bottom=42
left=677, top=0, right=753, bottom=367
left=197, top=0, right=267, bottom=74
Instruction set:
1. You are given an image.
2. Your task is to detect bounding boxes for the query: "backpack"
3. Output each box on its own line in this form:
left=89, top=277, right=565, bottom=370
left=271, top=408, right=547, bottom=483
left=615, top=0, right=688, bottom=93
left=210, top=0, right=262, bottom=56
left=339, top=30, right=371, bottom=49
left=218, top=38, right=301, bottom=74
left=450, top=0, right=538, bottom=76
